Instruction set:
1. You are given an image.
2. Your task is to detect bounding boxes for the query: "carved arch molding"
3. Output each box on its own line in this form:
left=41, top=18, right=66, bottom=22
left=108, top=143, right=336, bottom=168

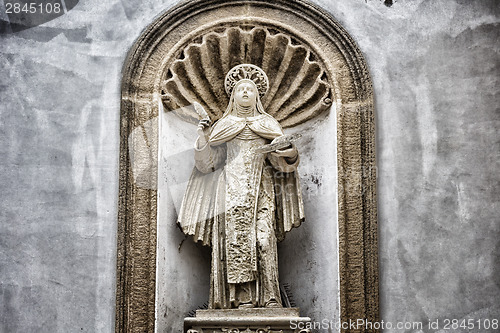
left=116, top=1, right=378, bottom=332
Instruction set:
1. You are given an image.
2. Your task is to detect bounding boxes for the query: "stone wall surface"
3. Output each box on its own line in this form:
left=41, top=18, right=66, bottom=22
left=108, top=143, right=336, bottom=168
left=0, top=0, right=498, bottom=332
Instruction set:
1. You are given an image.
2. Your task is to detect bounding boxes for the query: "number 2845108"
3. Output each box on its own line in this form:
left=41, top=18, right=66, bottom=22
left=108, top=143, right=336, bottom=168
left=5, top=2, right=62, bottom=14
left=442, top=318, right=498, bottom=330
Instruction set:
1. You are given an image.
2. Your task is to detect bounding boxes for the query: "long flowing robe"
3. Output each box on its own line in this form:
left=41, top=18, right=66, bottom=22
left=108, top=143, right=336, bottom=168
left=177, top=112, right=304, bottom=308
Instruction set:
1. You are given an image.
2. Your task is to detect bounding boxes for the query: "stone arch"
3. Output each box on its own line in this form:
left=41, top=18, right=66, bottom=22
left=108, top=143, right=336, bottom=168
left=116, top=1, right=378, bottom=331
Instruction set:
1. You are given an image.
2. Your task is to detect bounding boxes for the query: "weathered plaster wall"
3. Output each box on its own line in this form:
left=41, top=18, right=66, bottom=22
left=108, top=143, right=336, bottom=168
left=327, top=0, right=500, bottom=330
left=0, top=0, right=498, bottom=332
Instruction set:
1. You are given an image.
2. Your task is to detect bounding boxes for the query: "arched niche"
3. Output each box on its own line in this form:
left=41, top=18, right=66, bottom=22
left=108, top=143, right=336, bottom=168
left=116, top=1, right=379, bottom=332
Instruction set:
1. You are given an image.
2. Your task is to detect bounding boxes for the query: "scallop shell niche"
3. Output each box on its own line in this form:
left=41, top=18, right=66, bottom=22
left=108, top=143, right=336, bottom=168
left=160, top=25, right=333, bottom=128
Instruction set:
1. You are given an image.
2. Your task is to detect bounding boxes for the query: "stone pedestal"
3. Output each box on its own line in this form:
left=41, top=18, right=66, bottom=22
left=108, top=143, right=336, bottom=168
left=184, top=308, right=311, bottom=333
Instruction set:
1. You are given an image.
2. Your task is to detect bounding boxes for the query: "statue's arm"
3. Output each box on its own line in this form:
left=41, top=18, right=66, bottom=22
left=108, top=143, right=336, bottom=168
left=268, top=139, right=299, bottom=173
left=191, top=103, right=227, bottom=173
left=194, top=139, right=227, bottom=173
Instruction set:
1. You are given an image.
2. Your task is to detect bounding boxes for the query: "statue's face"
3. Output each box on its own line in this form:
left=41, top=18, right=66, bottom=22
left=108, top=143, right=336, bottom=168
left=234, top=81, right=257, bottom=107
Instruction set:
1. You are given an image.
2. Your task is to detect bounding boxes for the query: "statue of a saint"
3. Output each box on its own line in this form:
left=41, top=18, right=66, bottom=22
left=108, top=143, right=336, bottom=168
left=178, top=64, right=304, bottom=309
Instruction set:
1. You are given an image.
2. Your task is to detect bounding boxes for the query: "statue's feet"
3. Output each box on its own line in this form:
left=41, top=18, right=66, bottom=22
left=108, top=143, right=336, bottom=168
left=238, top=302, right=255, bottom=309
left=264, top=300, right=282, bottom=308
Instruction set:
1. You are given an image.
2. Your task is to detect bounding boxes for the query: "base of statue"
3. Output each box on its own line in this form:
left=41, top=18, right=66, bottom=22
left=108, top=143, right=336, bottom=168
left=184, top=308, right=311, bottom=333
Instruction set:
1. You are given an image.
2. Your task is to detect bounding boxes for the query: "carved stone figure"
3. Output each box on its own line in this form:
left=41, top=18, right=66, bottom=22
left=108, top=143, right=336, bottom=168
left=178, top=64, right=304, bottom=309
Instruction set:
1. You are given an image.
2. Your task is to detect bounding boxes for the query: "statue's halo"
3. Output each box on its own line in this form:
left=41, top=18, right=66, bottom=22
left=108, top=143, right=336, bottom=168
left=224, top=64, right=269, bottom=98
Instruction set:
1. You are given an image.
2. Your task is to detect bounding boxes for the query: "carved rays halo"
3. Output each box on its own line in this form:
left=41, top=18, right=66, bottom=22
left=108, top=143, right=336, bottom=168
left=160, top=26, right=332, bottom=128
left=225, top=64, right=269, bottom=98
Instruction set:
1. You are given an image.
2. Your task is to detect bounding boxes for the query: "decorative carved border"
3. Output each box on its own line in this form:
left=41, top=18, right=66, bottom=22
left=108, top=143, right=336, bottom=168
left=116, top=1, right=379, bottom=332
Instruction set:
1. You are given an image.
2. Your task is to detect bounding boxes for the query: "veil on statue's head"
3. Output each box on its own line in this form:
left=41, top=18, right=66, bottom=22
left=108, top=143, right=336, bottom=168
left=222, top=64, right=270, bottom=118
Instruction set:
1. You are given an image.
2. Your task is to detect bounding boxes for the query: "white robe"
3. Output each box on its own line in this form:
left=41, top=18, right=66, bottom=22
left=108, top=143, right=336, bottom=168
left=177, top=112, right=304, bottom=308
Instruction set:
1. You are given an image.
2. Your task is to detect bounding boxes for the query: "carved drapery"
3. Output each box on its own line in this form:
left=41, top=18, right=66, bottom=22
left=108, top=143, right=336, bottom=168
left=116, top=1, right=379, bottom=332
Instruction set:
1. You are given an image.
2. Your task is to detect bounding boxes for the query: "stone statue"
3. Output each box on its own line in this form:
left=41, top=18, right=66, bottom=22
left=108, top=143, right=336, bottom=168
left=178, top=64, right=304, bottom=309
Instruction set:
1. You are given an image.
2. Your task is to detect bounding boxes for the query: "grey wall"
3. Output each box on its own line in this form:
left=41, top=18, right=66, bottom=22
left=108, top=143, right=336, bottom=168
left=0, top=0, right=498, bottom=332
